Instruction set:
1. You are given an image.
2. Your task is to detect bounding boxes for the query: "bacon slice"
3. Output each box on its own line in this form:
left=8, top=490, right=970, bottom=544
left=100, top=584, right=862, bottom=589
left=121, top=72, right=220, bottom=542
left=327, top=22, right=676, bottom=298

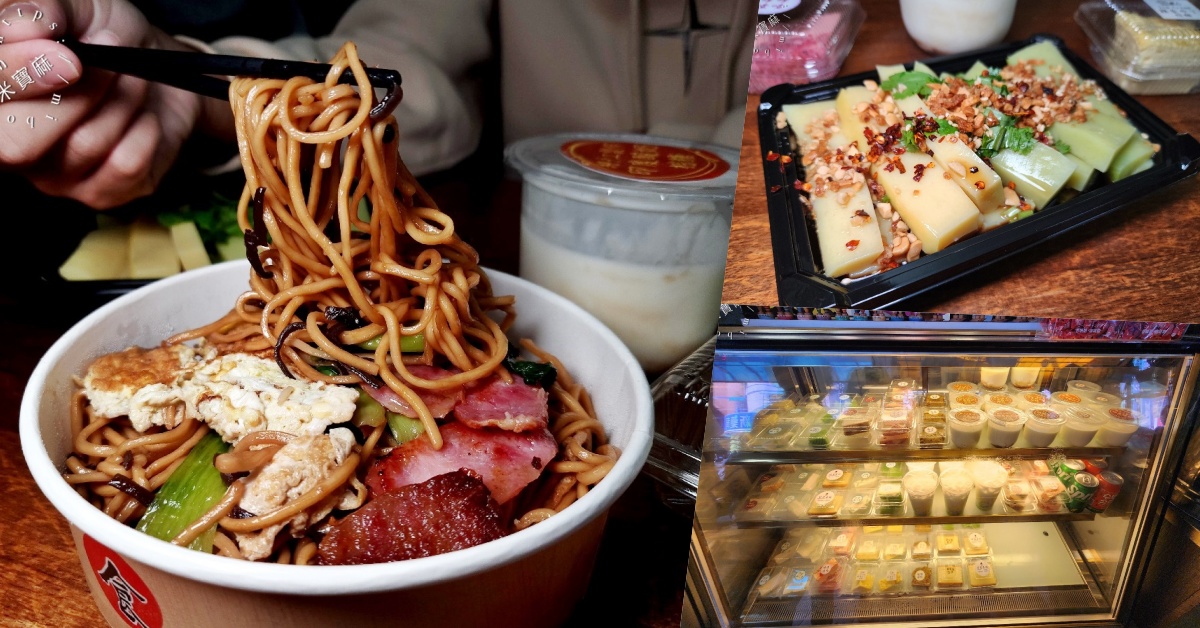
left=362, top=365, right=464, bottom=419
left=367, top=421, right=558, bottom=504
left=454, top=374, right=549, bottom=432
left=317, top=469, right=508, bottom=565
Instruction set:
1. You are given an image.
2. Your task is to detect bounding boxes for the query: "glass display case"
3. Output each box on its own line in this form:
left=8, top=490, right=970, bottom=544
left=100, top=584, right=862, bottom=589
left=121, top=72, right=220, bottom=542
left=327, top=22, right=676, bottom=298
left=686, top=311, right=1199, bottom=627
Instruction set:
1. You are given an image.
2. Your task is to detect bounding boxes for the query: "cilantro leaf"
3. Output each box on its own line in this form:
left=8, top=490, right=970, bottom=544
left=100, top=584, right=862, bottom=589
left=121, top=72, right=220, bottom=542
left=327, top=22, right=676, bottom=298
left=1054, top=139, right=1071, bottom=154
left=935, top=119, right=958, bottom=135
left=901, top=127, right=921, bottom=153
left=880, top=71, right=941, bottom=98
left=977, top=125, right=1037, bottom=159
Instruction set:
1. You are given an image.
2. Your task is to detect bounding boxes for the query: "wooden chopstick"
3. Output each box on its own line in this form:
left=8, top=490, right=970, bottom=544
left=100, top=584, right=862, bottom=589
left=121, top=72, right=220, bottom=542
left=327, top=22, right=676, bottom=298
left=61, top=40, right=403, bottom=120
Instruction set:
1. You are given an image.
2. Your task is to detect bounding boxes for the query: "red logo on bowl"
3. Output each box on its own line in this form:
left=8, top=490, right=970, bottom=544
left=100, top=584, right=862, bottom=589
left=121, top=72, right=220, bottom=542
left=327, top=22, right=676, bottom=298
left=561, top=140, right=730, bottom=182
left=83, top=535, right=163, bottom=628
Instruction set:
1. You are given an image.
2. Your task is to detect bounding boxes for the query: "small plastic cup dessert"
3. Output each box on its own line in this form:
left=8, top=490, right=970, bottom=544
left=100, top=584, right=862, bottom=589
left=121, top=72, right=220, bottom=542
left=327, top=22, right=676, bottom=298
left=947, top=381, right=980, bottom=396
left=1094, top=407, right=1140, bottom=447
left=940, top=468, right=974, bottom=516
left=968, top=461, right=1008, bottom=512
left=903, top=470, right=940, bottom=516
left=1061, top=407, right=1106, bottom=447
left=950, top=392, right=982, bottom=411
left=1023, top=408, right=1064, bottom=448
left=980, top=367, right=1010, bottom=391
left=987, top=407, right=1027, bottom=448
left=1066, top=380, right=1103, bottom=396
left=1085, top=392, right=1122, bottom=415
left=1014, top=390, right=1049, bottom=412
left=981, top=392, right=1017, bottom=414
left=1049, top=391, right=1085, bottom=414
left=948, top=408, right=986, bottom=449
left=1009, top=366, right=1041, bottom=390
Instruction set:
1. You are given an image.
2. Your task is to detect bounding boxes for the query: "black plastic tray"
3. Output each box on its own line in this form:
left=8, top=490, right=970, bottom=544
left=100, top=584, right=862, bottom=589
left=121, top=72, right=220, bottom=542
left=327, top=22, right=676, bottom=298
left=757, top=33, right=1200, bottom=309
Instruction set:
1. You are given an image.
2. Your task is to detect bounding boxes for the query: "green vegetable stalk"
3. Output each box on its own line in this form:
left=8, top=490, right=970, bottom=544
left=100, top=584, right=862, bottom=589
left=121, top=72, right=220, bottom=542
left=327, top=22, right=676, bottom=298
left=135, top=432, right=229, bottom=553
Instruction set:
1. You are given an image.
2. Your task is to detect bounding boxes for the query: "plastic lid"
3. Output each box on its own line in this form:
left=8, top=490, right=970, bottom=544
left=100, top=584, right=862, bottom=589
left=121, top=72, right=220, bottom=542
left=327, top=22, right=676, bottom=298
left=1028, top=408, right=1063, bottom=423
left=749, top=0, right=866, bottom=92
left=1076, top=1, right=1200, bottom=78
left=503, top=132, right=738, bottom=211
left=1105, top=407, right=1140, bottom=423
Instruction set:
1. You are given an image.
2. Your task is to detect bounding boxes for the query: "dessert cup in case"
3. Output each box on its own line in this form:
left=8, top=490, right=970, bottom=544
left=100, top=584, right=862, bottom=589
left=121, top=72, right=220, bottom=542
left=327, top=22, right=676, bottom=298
left=1094, top=407, right=1140, bottom=447
left=987, top=407, right=1028, bottom=448
left=1061, top=407, right=1106, bottom=447
left=1050, top=391, right=1087, bottom=414
left=1014, top=390, right=1050, bottom=412
left=968, top=460, right=1008, bottom=512
left=946, top=381, right=981, bottom=396
left=1066, top=380, right=1103, bottom=396
left=903, top=470, right=940, bottom=516
left=939, top=468, right=974, bottom=516
left=1023, top=408, right=1065, bottom=448
left=949, top=392, right=982, bottom=410
left=979, top=367, right=1011, bottom=391
left=948, top=408, right=986, bottom=448
left=1009, top=366, right=1041, bottom=389
left=981, top=391, right=1018, bottom=413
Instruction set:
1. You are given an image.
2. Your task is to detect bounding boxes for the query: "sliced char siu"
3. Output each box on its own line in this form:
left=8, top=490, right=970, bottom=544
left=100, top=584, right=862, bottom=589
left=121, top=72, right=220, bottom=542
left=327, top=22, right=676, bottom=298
left=318, top=469, right=508, bottom=565
left=367, top=421, right=558, bottom=504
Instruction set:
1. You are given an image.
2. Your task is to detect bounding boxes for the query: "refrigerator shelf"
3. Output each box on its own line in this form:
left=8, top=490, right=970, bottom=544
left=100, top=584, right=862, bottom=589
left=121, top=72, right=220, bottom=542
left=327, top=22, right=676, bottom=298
left=734, top=511, right=1096, bottom=529
left=740, top=585, right=1103, bottom=626
left=725, top=445, right=1123, bottom=465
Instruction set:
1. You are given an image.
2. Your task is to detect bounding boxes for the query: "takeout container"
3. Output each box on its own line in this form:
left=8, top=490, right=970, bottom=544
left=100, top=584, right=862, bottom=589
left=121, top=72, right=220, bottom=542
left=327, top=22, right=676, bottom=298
left=755, top=34, right=1200, bottom=308
left=748, top=0, right=865, bottom=93
left=505, top=132, right=736, bottom=376
left=1076, top=0, right=1200, bottom=95
left=20, top=260, right=653, bottom=628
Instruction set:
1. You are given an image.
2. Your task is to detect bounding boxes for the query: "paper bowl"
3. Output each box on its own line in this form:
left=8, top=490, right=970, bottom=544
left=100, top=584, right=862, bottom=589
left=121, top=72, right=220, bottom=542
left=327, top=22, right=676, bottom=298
left=20, top=260, right=653, bottom=628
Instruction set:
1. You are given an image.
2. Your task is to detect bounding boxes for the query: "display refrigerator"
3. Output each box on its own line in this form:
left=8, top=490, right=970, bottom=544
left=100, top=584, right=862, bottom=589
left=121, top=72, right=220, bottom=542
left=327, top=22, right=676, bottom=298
left=683, top=308, right=1199, bottom=627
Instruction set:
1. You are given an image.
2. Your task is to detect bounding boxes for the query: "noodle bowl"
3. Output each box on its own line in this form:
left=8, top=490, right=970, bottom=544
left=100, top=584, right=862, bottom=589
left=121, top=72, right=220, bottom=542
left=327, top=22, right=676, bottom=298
left=22, top=260, right=652, bottom=626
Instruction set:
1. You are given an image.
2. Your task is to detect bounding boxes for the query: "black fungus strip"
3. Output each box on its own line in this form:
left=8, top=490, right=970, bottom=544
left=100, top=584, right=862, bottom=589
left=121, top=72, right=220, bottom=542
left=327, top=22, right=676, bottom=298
left=220, top=471, right=249, bottom=485
left=107, top=474, right=155, bottom=507
left=244, top=187, right=274, bottom=278
left=337, top=361, right=384, bottom=389
left=323, top=306, right=368, bottom=331
left=274, top=322, right=307, bottom=379
left=229, top=506, right=256, bottom=520
left=121, top=451, right=133, bottom=470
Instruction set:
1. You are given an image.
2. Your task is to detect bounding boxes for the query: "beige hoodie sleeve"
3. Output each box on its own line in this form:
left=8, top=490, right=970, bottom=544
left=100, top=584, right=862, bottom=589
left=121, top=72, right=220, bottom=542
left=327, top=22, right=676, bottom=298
left=184, top=0, right=493, bottom=177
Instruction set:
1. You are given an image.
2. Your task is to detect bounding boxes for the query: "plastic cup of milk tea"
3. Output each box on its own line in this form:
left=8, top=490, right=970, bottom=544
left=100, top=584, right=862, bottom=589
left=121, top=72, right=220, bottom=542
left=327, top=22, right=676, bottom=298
left=1095, top=407, right=1140, bottom=447
left=968, top=460, right=1008, bottom=511
left=506, top=133, right=736, bottom=375
left=899, top=0, right=1017, bottom=54
left=1061, top=407, right=1106, bottom=447
left=987, top=407, right=1027, bottom=448
left=1022, top=408, right=1064, bottom=448
left=940, top=468, right=974, bottom=516
left=903, top=470, right=940, bottom=516
left=948, top=408, right=985, bottom=448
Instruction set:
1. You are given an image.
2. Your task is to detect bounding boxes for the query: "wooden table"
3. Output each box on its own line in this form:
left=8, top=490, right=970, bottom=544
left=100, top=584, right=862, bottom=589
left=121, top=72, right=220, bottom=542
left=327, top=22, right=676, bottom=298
left=722, top=0, right=1200, bottom=324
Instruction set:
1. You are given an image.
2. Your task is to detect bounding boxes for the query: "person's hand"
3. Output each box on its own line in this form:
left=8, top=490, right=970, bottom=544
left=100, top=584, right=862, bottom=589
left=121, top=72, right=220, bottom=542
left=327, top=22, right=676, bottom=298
left=0, top=0, right=233, bottom=209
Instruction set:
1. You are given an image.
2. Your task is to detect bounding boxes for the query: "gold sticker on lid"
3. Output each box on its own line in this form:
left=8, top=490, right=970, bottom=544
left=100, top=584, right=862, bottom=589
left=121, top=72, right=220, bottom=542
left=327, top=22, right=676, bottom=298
left=561, top=140, right=731, bottom=182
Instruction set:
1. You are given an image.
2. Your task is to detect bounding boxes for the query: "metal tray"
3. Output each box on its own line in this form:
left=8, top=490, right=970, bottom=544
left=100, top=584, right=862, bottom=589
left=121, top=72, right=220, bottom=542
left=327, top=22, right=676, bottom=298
left=756, top=33, right=1200, bottom=309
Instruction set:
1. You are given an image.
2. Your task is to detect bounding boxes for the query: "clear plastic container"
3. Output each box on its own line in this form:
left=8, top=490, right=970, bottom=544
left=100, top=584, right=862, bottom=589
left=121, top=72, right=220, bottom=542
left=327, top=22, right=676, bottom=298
left=505, top=133, right=736, bottom=375
left=948, top=408, right=986, bottom=449
left=749, top=0, right=867, bottom=94
left=1076, top=1, right=1200, bottom=95
left=1095, top=407, right=1141, bottom=446
left=987, top=407, right=1028, bottom=448
left=1023, top=408, right=1065, bottom=448
left=1062, top=407, right=1107, bottom=447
